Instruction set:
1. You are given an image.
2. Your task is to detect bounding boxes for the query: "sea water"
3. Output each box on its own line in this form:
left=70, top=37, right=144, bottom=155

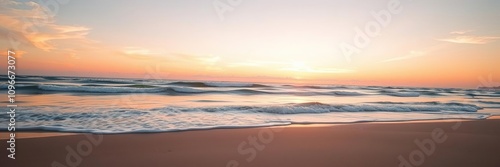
left=1, top=75, right=499, bottom=133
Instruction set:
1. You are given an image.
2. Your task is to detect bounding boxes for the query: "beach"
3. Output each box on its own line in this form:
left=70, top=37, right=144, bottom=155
left=2, top=0, right=500, bottom=166
left=2, top=116, right=500, bottom=167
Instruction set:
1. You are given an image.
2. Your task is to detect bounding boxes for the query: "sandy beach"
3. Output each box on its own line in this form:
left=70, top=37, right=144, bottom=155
left=2, top=117, right=500, bottom=167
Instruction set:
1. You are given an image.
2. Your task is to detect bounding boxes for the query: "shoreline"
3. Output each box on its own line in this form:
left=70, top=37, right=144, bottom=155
left=2, top=116, right=500, bottom=167
left=2, top=116, right=499, bottom=139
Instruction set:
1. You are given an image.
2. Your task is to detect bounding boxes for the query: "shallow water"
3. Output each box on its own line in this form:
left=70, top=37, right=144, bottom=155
left=1, top=75, right=499, bottom=133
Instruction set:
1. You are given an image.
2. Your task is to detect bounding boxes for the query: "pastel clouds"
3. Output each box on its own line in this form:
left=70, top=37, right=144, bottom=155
left=380, top=51, right=426, bottom=63
left=0, top=0, right=91, bottom=51
left=437, top=30, right=499, bottom=44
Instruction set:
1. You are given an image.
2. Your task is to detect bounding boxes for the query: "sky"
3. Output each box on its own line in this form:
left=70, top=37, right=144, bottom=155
left=1, top=0, right=499, bottom=88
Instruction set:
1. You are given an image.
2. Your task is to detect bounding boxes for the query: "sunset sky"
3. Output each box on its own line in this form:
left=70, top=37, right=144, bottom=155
left=1, top=0, right=499, bottom=88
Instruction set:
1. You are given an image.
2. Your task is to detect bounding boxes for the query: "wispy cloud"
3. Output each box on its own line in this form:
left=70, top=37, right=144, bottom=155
left=280, top=62, right=354, bottom=74
left=380, top=51, right=425, bottom=63
left=171, top=53, right=221, bottom=65
left=437, top=36, right=500, bottom=44
left=229, top=61, right=354, bottom=73
left=162, top=53, right=224, bottom=71
left=197, top=56, right=220, bottom=65
left=227, top=61, right=289, bottom=67
left=0, top=0, right=92, bottom=51
left=227, top=62, right=264, bottom=67
left=121, top=47, right=161, bottom=59
left=122, top=47, right=160, bottom=55
left=450, top=30, right=473, bottom=35
left=437, top=30, right=500, bottom=44
left=281, top=67, right=354, bottom=73
left=0, top=49, right=26, bottom=58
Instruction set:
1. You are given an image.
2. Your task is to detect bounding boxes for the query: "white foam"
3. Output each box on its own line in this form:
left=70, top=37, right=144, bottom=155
left=0, top=83, right=34, bottom=89
left=332, top=91, right=365, bottom=96
left=77, top=78, right=133, bottom=83
left=38, top=84, right=163, bottom=93
left=8, top=105, right=488, bottom=134
left=251, top=103, right=479, bottom=114
left=170, top=87, right=207, bottom=93
left=204, top=82, right=253, bottom=87
left=386, top=92, right=420, bottom=97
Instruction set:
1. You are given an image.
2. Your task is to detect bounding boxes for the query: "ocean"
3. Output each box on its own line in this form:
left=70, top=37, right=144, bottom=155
left=1, top=75, right=499, bottom=133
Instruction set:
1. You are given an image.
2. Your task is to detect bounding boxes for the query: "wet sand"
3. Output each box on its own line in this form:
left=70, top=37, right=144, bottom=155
left=2, top=117, right=500, bottom=167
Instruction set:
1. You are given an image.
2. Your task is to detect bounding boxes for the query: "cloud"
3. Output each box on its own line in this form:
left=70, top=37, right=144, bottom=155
left=450, top=30, right=473, bottom=35
left=69, top=53, right=80, bottom=60
left=197, top=56, right=220, bottom=65
left=227, top=62, right=264, bottom=67
left=281, top=67, right=354, bottom=73
left=122, top=47, right=160, bottom=57
left=280, top=62, right=354, bottom=74
left=437, top=30, right=500, bottom=44
left=120, top=47, right=170, bottom=61
left=227, top=61, right=289, bottom=67
left=380, top=51, right=425, bottom=63
left=170, top=53, right=221, bottom=65
left=229, top=61, right=354, bottom=73
left=0, top=0, right=92, bottom=51
left=0, top=49, right=26, bottom=58
left=122, top=47, right=159, bottom=55
left=437, top=36, right=500, bottom=44
left=167, top=53, right=222, bottom=72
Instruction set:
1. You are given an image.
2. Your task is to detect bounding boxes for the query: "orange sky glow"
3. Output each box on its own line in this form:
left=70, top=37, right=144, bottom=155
left=1, top=0, right=499, bottom=88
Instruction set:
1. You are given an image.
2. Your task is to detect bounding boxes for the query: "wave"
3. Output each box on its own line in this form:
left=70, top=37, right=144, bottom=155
left=415, top=91, right=442, bottom=96
left=146, top=102, right=481, bottom=114
left=466, top=92, right=500, bottom=97
left=477, top=100, right=500, bottom=105
left=331, top=91, right=366, bottom=96
left=38, top=84, right=164, bottom=93
left=1, top=101, right=486, bottom=134
left=169, top=87, right=207, bottom=93
left=15, top=77, right=47, bottom=82
left=0, top=83, right=37, bottom=89
left=4, top=76, right=494, bottom=98
left=9, top=84, right=442, bottom=97
left=163, top=87, right=267, bottom=94
left=245, top=102, right=480, bottom=114
left=14, top=84, right=277, bottom=95
left=168, top=81, right=269, bottom=88
left=380, top=90, right=420, bottom=97
left=123, top=84, right=158, bottom=88
left=76, top=78, right=135, bottom=84
left=387, top=92, right=420, bottom=97
left=9, top=123, right=292, bottom=134
left=284, top=85, right=361, bottom=90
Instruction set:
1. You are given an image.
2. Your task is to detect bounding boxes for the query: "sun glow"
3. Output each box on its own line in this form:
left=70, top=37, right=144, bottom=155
left=1, top=0, right=498, bottom=88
